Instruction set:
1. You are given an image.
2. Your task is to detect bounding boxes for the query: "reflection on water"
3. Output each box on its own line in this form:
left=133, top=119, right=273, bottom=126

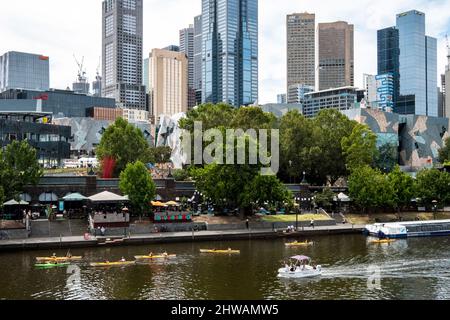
left=0, top=234, right=450, bottom=300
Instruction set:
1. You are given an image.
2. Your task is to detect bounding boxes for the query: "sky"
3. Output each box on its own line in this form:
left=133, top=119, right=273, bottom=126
left=1, top=0, right=449, bottom=104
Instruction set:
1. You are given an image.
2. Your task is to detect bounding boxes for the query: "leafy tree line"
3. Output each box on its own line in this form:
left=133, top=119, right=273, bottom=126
left=348, top=166, right=450, bottom=212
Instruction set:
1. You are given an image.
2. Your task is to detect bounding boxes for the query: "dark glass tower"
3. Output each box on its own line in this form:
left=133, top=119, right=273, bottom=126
left=201, top=0, right=258, bottom=107
left=377, top=27, right=400, bottom=110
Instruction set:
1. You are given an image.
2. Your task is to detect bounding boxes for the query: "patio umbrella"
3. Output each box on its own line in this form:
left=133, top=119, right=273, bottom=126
left=4, top=199, right=29, bottom=206
left=151, top=201, right=166, bottom=207
left=165, top=201, right=179, bottom=206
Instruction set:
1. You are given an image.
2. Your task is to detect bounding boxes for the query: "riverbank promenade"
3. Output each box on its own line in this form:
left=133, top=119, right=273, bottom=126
left=0, top=224, right=365, bottom=252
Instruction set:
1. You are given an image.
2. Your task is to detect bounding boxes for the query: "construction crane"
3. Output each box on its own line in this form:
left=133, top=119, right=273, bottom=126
left=73, top=54, right=87, bottom=82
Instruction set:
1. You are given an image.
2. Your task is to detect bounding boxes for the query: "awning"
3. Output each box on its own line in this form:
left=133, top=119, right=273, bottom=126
left=337, top=192, right=351, bottom=202
left=63, top=193, right=88, bottom=201
left=88, top=191, right=129, bottom=203
left=291, top=255, right=311, bottom=261
left=39, top=193, right=58, bottom=202
left=151, top=201, right=167, bottom=207
left=3, top=199, right=29, bottom=206
left=20, top=193, right=32, bottom=202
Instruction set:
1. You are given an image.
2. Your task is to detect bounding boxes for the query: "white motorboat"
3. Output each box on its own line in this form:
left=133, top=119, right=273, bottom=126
left=277, top=255, right=322, bottom=279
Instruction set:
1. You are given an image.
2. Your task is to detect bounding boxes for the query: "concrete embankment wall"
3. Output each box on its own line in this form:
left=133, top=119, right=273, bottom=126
left=30, top=220, right=88, bottom=238
left=28, top=219, right=337, bottom=238
left=0, top=229, right=29, bottom=240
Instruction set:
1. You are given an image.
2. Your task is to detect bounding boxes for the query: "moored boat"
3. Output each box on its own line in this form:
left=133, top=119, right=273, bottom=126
left=200, top=249, right=240, bottom=254
left=277, top=255, right=322, bottom=279
left=365, top=220, right=450, bottom=239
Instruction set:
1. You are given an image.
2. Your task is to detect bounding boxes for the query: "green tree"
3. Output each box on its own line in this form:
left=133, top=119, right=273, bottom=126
left=179, top=103, right=236, bottom=132
left=387, top=166, right=416, bottom=212
left=342, top=123, right=378, bottom=172
left=0, top=186, right=4, bottom=208
left=172, top=168, right=191, bottom=181
left=438, top=137, right=450, bottom=164
left=230, top=106, right=277, bottom=130
left=415, top=169, right=450, bottom=206
left=244, top=175, right=292, bottom=210
left=375, top=142, right=399, bottom=173
left=314, top=187, right=335, bottom=211
left=96, top=118, right=153, bottom=177
left=119, top=161, right=156, bottom=218
left=348, top=166, right=395, bottom=212
left=279, top=110, right=313, bottom=183
left=151, top=146, right=172, bottom=164
left=310, top=109, right=357, bottom=185
left=0, top=140, right=43, bottom=202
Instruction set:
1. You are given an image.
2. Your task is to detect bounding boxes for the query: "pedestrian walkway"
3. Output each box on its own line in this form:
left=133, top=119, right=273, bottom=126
left=0, top=224, right=365, bottom=251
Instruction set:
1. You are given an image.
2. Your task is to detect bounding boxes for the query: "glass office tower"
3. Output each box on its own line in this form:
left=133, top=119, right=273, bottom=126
left=377, top=27, right=400, bottom=108
left=396, top=10, right=437, bottom=116
left=0, top=52, right=50, bottom=93
left=201, top=0, right=258, bottom=107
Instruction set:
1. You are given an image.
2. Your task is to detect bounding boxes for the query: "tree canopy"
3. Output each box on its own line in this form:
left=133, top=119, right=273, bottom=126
left=438, top=137, right=450, bottom=164
left=0, top=140, right=43, bottom=204
left=342, top=123, right=378, bottom=172
left=96, top=118, right=153, bottom=177
left=119, top=161, right=156, bottom=217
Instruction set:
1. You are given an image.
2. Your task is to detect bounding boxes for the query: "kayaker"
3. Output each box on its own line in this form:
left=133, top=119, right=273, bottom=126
left=148, top=252, right=153, bottom=257
left=163, top=252, right=168, bottom=257
left=120, top=257, right=126, bottom=262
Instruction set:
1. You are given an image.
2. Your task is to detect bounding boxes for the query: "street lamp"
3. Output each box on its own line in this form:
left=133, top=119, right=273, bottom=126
left=295, top=197, right=300, bottom=231
left=289, top=160, right=293, bottom=184
left=432, top=200, right=438, bottom=220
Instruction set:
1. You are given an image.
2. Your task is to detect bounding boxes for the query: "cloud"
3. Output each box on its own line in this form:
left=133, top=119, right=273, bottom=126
left=0, top=0, right=448, bottom=104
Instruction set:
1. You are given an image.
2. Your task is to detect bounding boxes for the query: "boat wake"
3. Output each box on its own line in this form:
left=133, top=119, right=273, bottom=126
left=321, top=257, right=450, bottom=280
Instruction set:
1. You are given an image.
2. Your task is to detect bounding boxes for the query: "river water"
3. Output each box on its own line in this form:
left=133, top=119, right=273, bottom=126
left=0, top=234, right=450, bottom=300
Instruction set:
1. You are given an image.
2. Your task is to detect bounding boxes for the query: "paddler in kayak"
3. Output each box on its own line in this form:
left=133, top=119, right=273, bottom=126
left=162, top=252, right=168, bottom=257
left=120, top=257, right=126, bottom=262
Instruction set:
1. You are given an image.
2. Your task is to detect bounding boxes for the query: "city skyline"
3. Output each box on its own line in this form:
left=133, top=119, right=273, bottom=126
left=0, top=0, right=449, bottom=104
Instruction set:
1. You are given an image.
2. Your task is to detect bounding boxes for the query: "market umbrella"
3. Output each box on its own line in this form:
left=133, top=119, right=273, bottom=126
left=4, top=199, right=29, bottom=206
left=165, top=201, right=179, bottom=206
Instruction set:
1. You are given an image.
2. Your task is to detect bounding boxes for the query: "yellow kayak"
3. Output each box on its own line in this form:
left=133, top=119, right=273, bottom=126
left=36, top=256, right=83, bottom=263
left=370, top=239, right=396, bottom=244
left=200, top=249, right=240, bottom=254
left=134, top=254, right=177, bottom=260
left=90, top=261, right=136, bottom=267
left=285, top=241, right=314, bottom=247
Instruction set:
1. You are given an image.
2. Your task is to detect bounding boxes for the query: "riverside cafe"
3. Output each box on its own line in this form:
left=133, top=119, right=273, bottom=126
left=152, top=201, right=192, bottom=223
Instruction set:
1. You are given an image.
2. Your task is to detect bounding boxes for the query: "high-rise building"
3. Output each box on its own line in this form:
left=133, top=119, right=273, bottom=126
left=318, top=21, right=354, bottom=91
left=302, top=87, right=358, bottom=118
left=287, top=84, right=314, bottom=104
left=92, top=72, right=102, bottom=97
left=163, top=45, right=180, bottom=52
left=445, top=44, right=450, bottom=118
left=0, top=51, right=50, bottom=93
left=364, top=73, right=395, bottom=112
left=286, top=13, right=316, bottom=92
left=143, top=58, right=149, bottom=89
left=180, top=25, right=196, bottom=109
left=148, top=49, right=188, bottom=123
left=396, top=10, right=437, bottom=117
left=101, top=0, right=146, bottom=110
left=202, top=0, right=258, bottom=107
left=377, top=27, right=400, bottom=107
left=277, top=94, right=287, bottom=104
left=194, top=15, right=203, bottom=105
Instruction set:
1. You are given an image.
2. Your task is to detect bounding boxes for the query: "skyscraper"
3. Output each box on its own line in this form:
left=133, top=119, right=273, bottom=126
left=377, top=27, right=400, bottom=107
left=318, top=21, right=354, bottom=91
left=396, top=10, right=437, bottom=117
left=102, top=0, right=146, bottom=110
left=0, top=51, right=50, bottom=93
left=445, top=44, right=450, bottom=118
left=202, top=0, right=258, bottom=107
left=286, top=13, right=315, bottom=95
left=148, top=49, right=188, bottom=123
left=194, top=15, right=203, bottom=105
left=180, top=25, right=196, bottom=109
